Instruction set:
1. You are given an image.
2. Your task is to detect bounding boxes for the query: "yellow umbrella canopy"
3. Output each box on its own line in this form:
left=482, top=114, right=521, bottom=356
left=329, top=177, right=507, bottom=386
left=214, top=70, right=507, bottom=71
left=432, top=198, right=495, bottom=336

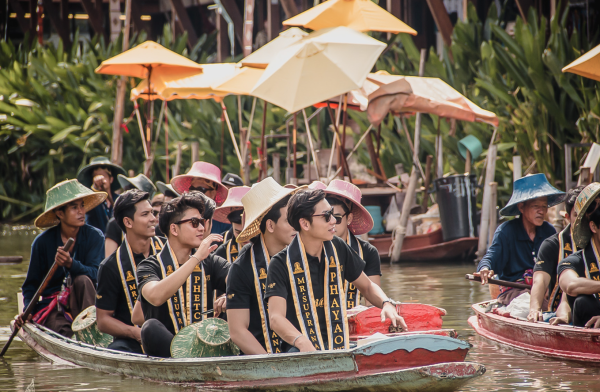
left=365, top=71, right=499, bottom=126
left=213, top=66, right=265, bottom=96
left=159, top=63, right=241, bottom=101
left=250, top=26, right=386, bottom=113
left=562, top=43, right=600, bottom=81
left=130, top=68, right=203, bottom=101
left=95, top=41, right=203, bottom=78
left=283, top=0, right=416, bottom=35
left=240, top=28, right=308, bottom=69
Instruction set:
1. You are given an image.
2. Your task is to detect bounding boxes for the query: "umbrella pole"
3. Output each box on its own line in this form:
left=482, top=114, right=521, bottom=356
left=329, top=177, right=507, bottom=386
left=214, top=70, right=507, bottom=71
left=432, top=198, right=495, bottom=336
left=154, top=100, right=166, bottom=143
left=135, top=102, right=149, bottom=159
left=293, top=113, right=297, bottom=181
left=165, top=105, right=170, bottom=183
left=260, top=100, right=268, bottom=180
left=325, top=103, right=352, bottom=182
left=327, top=125, right=372, bottom=182
left=221, top=103, right=245, bottom=168
left=242, top=97, right=257, bottom=185
left=302, top=109, right=321, bottom=179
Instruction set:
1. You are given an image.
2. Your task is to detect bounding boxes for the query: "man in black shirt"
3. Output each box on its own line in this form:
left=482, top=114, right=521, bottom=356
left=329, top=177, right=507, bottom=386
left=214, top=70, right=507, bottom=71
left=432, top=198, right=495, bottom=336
left=265, top=189, right=407, bottom=353
left=529, top=186, right=584, bottom=323
left=227, top=178, right=303, bottom=355
left=558, top=183, right=600, bottom=328
left=96, top=190, right=165, bottom=353
left=137, top=192, right=229, bottom=357
left=325, top=180, right=381, bottom=308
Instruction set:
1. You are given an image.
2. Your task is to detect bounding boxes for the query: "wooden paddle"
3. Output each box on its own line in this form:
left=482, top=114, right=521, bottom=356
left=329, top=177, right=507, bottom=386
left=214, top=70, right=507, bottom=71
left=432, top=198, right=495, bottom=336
left=0, top=238, right=74, bottom=357
left=465, top=274, right=532, bottom=289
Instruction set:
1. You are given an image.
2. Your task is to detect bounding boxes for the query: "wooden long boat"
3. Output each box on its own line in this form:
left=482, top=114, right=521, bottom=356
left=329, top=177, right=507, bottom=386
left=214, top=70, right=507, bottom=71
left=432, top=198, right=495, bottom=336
left=16, top=322, right=485, bottom=391
left=469, top=300, right=600, bottom=362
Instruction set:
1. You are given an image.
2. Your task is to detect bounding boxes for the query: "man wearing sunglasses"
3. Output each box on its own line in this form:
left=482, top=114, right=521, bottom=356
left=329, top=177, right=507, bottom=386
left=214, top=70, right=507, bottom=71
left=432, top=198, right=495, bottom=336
left=325, top=180, right=381, bottom=308
left=265, top=189, right=407, bottom=353
left=95, top=190, right=165, bottom=353
left=136, top=192, right=229, bottom=357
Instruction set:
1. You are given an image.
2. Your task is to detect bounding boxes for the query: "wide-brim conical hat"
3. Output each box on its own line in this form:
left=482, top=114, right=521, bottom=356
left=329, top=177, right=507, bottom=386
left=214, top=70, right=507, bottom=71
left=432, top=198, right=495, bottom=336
left=573, top=182, right=600, bottom=249
left=171, top=162, right=228, bottom=206
left=324, top=179, right=374, bottom=235
left=76, top=156, right=126, bottom=193
left=499, top=173, right=566, bottom=217
left=117, top=174, right=157, bottom=198
left=34, top=179, right=107, bottom=228
left=237, top=177, right=307, bottom=243
left=308, top=180, right=327, bottom=190
left=170, top=318, right=239, bottom=358
left=213, top=186, right=251, bottom=223
left=156, top=181, right=180, bottom=197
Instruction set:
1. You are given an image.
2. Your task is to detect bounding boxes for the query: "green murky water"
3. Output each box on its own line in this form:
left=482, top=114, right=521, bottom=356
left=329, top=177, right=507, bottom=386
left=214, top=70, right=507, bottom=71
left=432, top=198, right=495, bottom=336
left=1, top=224, right=599, bottom=391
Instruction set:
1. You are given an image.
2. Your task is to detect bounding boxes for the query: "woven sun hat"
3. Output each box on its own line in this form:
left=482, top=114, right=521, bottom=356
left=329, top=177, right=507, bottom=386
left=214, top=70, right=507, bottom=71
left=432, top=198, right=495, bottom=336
left=237, top=177, right=307, bottom=243
left=213, top=186, right=251, bottom=223
left=284, top=184, right=298, bottom=189
left=308, top=180, right=327, bottom=190
left=324, top=179, right=374, bottom=235
left=222, top=173, right=244, bottom=187
left=573, top=182, right=600, bottom=249
left=34, top=179, right=108, bottom=228
left=499, top=173, right=566, bottom=217
left=77, top=156, right=126, bottom=193
left=117, top=174, right=157, bottom=198
left=171, top=161, right=229, bottom=206
left=156, top=181, right=180, bottom=197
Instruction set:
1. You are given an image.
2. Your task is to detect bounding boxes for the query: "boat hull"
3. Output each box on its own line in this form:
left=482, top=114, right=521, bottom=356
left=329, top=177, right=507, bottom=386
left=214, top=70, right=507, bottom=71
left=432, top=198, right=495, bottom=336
left=469, top=300, right=600, bottom=362
left=369, top=233, right=478, bottom=261
left=17, top=322, right=483, bottom=390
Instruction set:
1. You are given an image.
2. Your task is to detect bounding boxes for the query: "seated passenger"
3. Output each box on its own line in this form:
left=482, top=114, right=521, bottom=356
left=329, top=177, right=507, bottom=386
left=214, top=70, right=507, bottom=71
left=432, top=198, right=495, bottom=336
left=18, top=180, right=105, bottom=337
left=227, top=178, right=303, bottom=354
left=95, top=190, right=165, bottom=353
left=528, top=186, right=584, bottom=323
left=475, top=174, right=564, bottom=305
left=213, top=186, right=251, bottom=263
left=265, top=189, right=407, bottom=352
left=137, top=192, right=229, bottom=357
left=559, top=183, right=600, bottom=328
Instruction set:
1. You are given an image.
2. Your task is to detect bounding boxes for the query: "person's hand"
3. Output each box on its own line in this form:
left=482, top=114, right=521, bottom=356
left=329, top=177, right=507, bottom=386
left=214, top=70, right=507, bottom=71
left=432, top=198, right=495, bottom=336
left=130, top=326, right=142, bottom=344
left=527, top=309, right=544, bottom=322
left=14, top=313, right=31, bottom=329
left=473, top=268, right=495, bottom=285
left=585, top=316, right=600, bottom=329
left=295, top=336, right=317, bottom=352
left=56, top=246, right=73, bottom=268
left=192, top=234, right=223, bottom=262
left=214, top=294, right=227, bottom=317
left=381, top=302, right=408, bottom=331
left=93, top=175, right=109, bottom=192
left=549, top=316, right=569, bottom=326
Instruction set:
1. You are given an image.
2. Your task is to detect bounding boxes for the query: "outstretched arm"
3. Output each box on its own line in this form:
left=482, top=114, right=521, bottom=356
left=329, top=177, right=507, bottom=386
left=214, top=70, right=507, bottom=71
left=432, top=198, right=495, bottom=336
left=353, top=273, right=408, bottom=330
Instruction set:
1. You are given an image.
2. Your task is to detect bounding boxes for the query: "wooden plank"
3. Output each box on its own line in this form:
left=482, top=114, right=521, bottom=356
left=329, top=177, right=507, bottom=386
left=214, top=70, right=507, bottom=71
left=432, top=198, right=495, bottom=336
left=220, top=0, right=244, bottom=46
left=8, top=0, right=31, bottom=35
left=243, top=0, right=255, bottom=56
left=80, top=0, right=105, bottom=38
left=170, top=0, right=199, bottom=48
left=42, top=0, right=71, bottom=46
left=267, top=0, right=280, bottom=41
left=425, top=0, right=453, bottom=47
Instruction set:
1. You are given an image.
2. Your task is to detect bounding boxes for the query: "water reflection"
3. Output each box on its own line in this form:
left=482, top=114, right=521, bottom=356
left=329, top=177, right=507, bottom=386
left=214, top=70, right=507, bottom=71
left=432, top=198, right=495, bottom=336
left=0, top=226, right=599, bottom=391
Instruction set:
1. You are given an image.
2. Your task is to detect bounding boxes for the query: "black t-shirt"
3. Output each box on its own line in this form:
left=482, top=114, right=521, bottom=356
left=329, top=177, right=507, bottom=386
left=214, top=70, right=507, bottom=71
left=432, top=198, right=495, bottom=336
left=357, top=237, right=382, bottom=277
left=96, top=250, right=146, bottom=326
left=534, top=233, right=561, bottom=295
left=215, top=242, right=228, bottom=261
left=557, top=250, right=587, bottom=309
left=225, top=243, right=267, bottom=350
left=264, top=236, right=365, bottom=351
left=137, top=252, right=230, bottom=335
left=105, top=218, right=123, bottom=247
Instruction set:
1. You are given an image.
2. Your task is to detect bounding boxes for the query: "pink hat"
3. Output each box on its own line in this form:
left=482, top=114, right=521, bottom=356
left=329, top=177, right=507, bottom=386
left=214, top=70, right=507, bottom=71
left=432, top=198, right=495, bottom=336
left=213, top=186, right=251, bottom=223
left=171, top=162, right=229, bottom=206
left=283, top=184, right=298, bottom=189
left=308, top=181, right=327, bottom=190
left=324, top=179, right=374, bottom=235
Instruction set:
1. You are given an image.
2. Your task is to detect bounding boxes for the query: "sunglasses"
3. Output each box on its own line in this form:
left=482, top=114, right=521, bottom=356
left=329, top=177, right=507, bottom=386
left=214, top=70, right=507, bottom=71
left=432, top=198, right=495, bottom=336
left=332, top=212, right=348, bottom=225
left=189, top=185, right=216, bottom=193
left=313, top=208, right=340, bottom=224
left=175, top=217, right=207, bottom=228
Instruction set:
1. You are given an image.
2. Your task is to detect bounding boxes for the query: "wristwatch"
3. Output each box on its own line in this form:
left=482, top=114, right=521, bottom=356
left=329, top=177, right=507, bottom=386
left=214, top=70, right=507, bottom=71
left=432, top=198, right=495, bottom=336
left=381, top=298, right=395, bottom=308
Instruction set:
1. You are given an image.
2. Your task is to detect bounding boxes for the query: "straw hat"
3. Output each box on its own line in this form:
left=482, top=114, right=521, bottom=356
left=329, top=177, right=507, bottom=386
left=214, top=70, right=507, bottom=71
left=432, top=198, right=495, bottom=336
left=156, top=181, right=180, bottom=197
left=324, top=179, right=374, bottom=235
left=308, top=180, right=327, bottom=190
left=500, top=173, right=566, bottom=217
left=117, top=174, right=157, bottom=198
left=213, top=186, right=251, bottom=223
left=34, top=179, right=108, bottom=228
left=573, top=182, right=600, bottom=249
left=170, top=318, right=239, bottom=358
left=284, top=184, right=298, bottom=189
left=77, top=156, right=126, bottom=193
left=171, top=162, right=229, bottom=206
left=237, top=177, right=307, bottom=243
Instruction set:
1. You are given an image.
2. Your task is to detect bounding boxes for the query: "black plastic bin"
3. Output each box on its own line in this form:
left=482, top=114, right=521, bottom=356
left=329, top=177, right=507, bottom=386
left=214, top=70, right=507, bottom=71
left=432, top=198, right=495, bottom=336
left=433, top=174, right=478, bottom=242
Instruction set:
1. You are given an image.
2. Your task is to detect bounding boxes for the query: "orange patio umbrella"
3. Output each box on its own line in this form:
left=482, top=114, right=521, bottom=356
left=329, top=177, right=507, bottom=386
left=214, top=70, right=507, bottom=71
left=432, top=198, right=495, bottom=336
left=562, top=43, right=600, bottom=81
left=283, top=0, right=417, bottom=35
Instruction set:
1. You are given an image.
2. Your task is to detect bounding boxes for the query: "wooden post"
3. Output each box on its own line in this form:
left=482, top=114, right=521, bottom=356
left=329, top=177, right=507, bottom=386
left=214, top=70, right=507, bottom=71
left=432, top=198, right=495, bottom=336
left=488, top=182, right=498, bottom=245
left=260, top=100, right=268, bottom=180
left=267, top=0, right=280, bottom=41
left=109, top=0, right=121, bottom=42
left=436, top=133, right=443, bottom=178
left=578, top=167, right=592, bottom=186
left=421, top=155, right=433, bottom=212
left=391, top=49, right=426, bottom=264
left=243, top=0, right=255, bottom=56
left=476, top=144, right=498, bottom=261
left=425, top=0, right=453, bottom=47
left=173, top=142, right=183, bottom=178
left=216, top=11, right=229, bottom=62
left=191, top=141, right=199, bottom=164
left=273, top=152, right=281, bottom=184
left=365, top=130, right=382, bottom=184
left=302, top=109, right=322, bottom=179
left=293, top=112, right=297, bottom=180
left=465, top=150, right=472, bottom=173
left=565, top=144, right=572, bottom=192
left=513, top=155, right=522, bottom=182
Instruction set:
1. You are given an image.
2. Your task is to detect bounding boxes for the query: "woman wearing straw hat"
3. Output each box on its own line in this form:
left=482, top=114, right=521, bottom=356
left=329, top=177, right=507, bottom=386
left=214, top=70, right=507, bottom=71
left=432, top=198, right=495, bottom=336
left=475, top=174, right=565, bottom=306
left=558, top=183, right=600, bottom=328
left=226, top=178, right=305, bottom=355
left=265, top=189, right=407, bottom=353
left=213, top=186, right=251, bottom=264
left=18, top=180, right=107, bottom=337
left=325, top=180, right=381, bottom=309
